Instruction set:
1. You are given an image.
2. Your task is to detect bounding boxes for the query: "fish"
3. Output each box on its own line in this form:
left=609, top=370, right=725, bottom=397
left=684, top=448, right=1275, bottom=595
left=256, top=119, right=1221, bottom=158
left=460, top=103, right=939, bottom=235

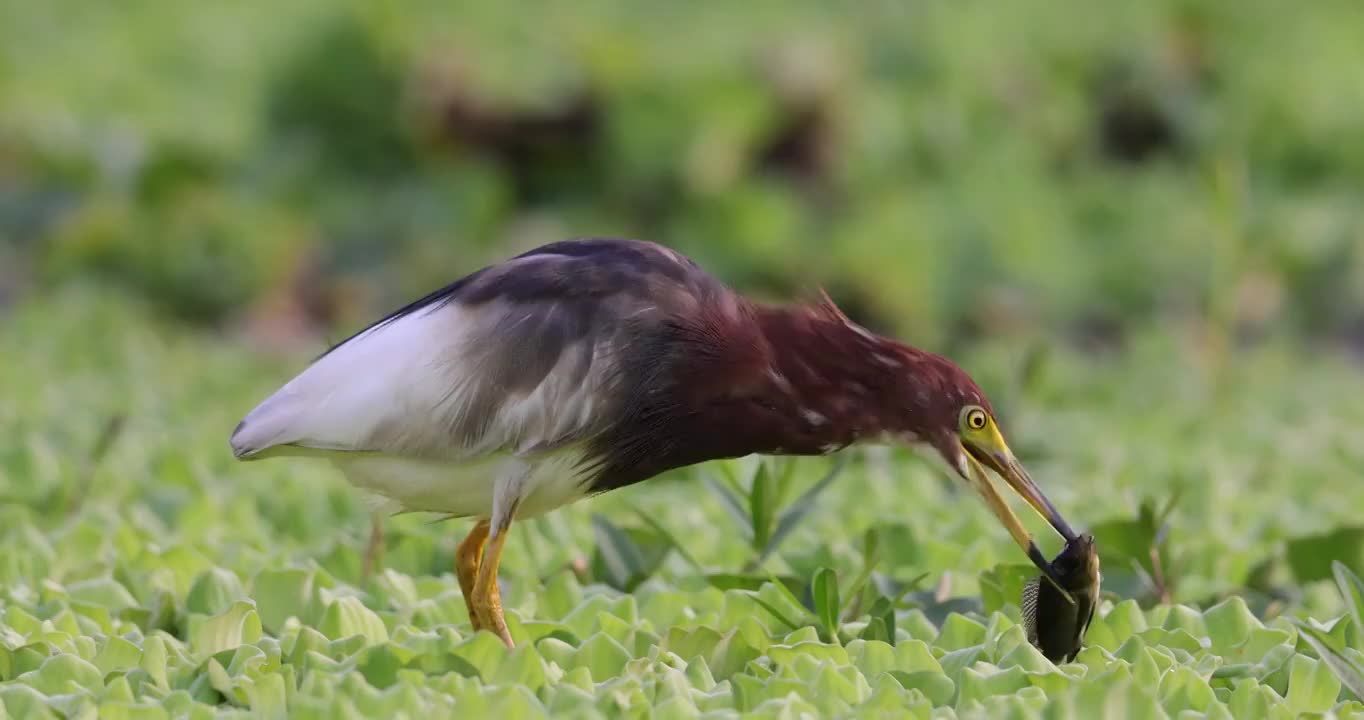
left=1021, top=532, right=1100, bottom=663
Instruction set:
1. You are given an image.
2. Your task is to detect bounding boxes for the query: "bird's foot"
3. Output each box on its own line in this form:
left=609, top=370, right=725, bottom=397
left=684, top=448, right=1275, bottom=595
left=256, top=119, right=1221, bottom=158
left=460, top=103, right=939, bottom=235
left=455, top=519, right=491, bottom=633
left=474, top=582, right=515, bottom=648
left=472, top=520, right=516, bottom=648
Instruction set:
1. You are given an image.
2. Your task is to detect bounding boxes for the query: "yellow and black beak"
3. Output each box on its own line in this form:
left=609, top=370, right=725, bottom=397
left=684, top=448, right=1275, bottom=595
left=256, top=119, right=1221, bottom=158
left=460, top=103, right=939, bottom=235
left=954, top=426, right=1076, bottom=587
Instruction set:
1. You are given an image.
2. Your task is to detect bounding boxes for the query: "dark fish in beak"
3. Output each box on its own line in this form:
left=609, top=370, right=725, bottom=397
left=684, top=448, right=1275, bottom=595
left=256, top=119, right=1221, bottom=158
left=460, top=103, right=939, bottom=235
left=1021, top=533, right=1100, bottom=663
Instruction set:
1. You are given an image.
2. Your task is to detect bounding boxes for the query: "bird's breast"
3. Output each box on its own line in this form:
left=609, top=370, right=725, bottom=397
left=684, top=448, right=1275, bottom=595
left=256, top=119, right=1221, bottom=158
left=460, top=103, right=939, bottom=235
left=334, top=448, right=598, bottom=519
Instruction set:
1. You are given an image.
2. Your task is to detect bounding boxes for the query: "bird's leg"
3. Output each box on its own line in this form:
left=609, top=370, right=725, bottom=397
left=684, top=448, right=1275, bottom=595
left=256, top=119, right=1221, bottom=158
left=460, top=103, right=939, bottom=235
left=455, top=519, right=491, bottom=631
left=473, top=498, right=519, bottom=648
left=360, top=513, right=385, bottom=583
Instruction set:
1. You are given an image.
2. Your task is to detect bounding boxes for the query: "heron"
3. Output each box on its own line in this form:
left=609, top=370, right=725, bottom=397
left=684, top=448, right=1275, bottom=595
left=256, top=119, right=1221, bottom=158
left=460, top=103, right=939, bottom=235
left=229, top=237, right=1077, bottom=647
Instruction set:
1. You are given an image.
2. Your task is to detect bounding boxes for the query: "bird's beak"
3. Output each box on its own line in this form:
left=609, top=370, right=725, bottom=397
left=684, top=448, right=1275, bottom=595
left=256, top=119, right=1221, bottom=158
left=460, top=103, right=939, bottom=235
left=954, top=428, right=1077, bottom=585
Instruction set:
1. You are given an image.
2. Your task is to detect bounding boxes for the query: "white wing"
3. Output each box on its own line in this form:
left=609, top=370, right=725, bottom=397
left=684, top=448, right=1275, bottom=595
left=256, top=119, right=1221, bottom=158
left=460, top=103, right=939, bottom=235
left=232, top=299, right=623, bottom=461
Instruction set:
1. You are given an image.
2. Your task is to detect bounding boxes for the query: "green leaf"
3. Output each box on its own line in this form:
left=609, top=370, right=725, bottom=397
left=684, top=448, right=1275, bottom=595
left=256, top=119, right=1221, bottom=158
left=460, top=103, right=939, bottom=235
left=560, top=594, right=615, bottom=639
left=1293, top=619, right=1364, bottom=701
left=1089, top=500, right=1167, bottom=582
left=450, top=632, right=509, bottom=680
left=1334, top=561, right=1364, bottom=641
left=1159, top=664, right=1219, bottom=714
left=190, top=601, right=263, bottom=658
left=185, top=568, right=246, bottom=616
left=1284, top=653, right=1342, bottom=714
left=93, top=636, right=142, bottom=675
left=206, top=657, right=243, bottom=706
left=139, top=635, right=170, bottom=691
left=16, top=653, right=104, bottom=694
left=589, top=514, right=649, bottom=592
left=2, top=644, right=48, bottom=681
left=812, top=568, right=840, bottom=637
left=979, top=563, right=1036, bottom=615
left=491, top=646, right=548, bottom=691
left=1101, top=600, right=1149, bottom=647
left=592, top=521, right=671, bottom=594
left=958, top=665, right=1030, bottom=707
left=1203, top=595, right=1261, bottom=655
left=766, top=571, right=817, bottom=620
left=771, top=457, right=800, bottom=507
left=862, top=525, right=881, bottom=572
left=1161, top=604, right=1208, bottom=638
left=243, top=671, right=288, bottom=720
left=838, top=528, right=883, bottom=622
left=936, top=613, right=988, bottom=652
left=1228, top=679, right=1275, bottom=718
left=356, top=645, right=407, bottom=690
left=250, top=568, right=315, bottom=633
left=97, top=701, right=170, bottom=720
left=104, top=674, right=136, bottom=704
left=752, top=455, right=847, bottom=567
left=702, top=472, right=752, bottom=536
left=626, top=503, right=703, bottom=573
left=847, top=638, right=895, bottom=678
left=749, top=461, right=774, bottom=551
left=887, top=671, right=955, bottom=706
left=750, top=597, right=803, bottom=633
left=319, top=596, right=389, bottom=645
left=997, top=633, right=1055, bottom=674
left=769, top=641, right=850, bottom=670
left=868, top=596, right=896, bottom=646
left=0, top=684, right=60, bottom=720
left=662, top=625, right=722, bottom=663
left=859, top=617, right=889, bottom=643
left=65, top=577, right=139, bottom=614
left=709, top=627, right=762, bottom=681
left=572, top=632, right=631, bottom=681
left=3, top=606, right=42, bottom=636
left=517, top=620, right=578, bottom=646
left=704, top=573, right=803, bottom=595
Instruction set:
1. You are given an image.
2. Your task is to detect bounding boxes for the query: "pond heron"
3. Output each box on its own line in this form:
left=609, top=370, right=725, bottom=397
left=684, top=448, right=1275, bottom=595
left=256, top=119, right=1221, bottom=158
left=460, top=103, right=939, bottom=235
left=230, top=237, right=1076, bottom=646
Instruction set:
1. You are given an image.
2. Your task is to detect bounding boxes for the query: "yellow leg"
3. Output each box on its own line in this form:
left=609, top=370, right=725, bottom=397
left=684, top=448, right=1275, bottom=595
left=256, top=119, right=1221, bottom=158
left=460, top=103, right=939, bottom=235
left=473, top=515, right=515, bottom=647
left=455, top=519, right=491, bottom=631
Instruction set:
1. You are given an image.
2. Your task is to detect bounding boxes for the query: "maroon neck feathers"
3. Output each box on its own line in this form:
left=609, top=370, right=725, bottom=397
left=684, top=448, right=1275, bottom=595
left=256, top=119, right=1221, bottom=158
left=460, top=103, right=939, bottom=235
left=738, top=300, right=964, bottom=456
left=586, top=291, right=983, bottom=493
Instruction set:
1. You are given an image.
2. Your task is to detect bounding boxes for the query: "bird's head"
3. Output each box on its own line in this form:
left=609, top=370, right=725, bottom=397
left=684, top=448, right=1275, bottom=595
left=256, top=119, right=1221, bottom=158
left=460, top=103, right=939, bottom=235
left=893, top=354, right=1078, bottom=584
left=745, top=296, right=1076, bottom=583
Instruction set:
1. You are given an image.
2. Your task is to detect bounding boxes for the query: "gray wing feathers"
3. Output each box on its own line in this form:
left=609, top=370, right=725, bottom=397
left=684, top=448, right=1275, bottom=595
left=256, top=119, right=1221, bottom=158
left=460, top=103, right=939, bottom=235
left=228, top=238, right=721, bottom=463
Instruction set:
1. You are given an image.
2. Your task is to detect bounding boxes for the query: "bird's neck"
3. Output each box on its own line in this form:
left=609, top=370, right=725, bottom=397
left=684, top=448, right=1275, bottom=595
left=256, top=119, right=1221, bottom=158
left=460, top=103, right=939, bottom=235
left=746, top=302, right=929, bottom=454
left=584, top=295, right=938, bottom=491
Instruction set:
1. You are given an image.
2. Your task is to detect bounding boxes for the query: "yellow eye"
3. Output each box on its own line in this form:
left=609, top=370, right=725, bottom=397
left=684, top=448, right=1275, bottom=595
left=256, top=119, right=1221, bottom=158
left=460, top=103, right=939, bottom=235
left=964, top=407, right=988, bottom=431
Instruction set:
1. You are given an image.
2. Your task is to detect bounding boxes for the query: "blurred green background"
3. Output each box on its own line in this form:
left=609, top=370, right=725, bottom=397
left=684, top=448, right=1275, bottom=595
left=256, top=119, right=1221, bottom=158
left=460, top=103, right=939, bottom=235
left=5, top=0, right=1364, bottom=357
left=8, top=5, right=1364, bottom=714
